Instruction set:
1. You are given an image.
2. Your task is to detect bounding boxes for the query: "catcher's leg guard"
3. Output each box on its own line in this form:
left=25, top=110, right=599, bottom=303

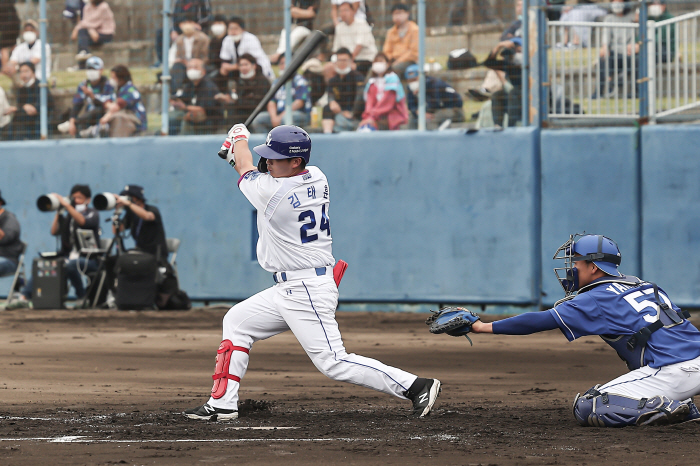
left=211, top=340, right=250, bottom=399
left=573, top=385, right=691, bottom=427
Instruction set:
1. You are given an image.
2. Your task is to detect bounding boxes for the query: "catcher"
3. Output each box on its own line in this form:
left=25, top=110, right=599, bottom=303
left=428, top=233, right=700, bottom=427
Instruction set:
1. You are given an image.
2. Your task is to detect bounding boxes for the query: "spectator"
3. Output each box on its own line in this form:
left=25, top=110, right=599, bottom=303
left=382, top=3, right=418, bottom=78
left=404, top=64, right=464, bottom=130
left=483, top=38, right=523, bottom=127
left=98, top=65, right=147, bottom=137
left=220, top=17, right=274, bottom=82
left=251, top=54, right=311, bottom=133
left=6, top=20, right=52, bottom=82
left=270, top=0, right=321, bottom=64
left=630, top=0, right=675, bottom=63
left=6, top=62, right=54, bottom=140
left=18, top=185, right=100, bottom=305
left=171, top=15, right=211, bottom=94
left=0, top=85, right=11, bottom=138
left=594, top=0, right=635, bottom=98
left=331, top=0, right=369, bottom=25
left=468, top=0, right=522, bottom=102
left=0, top=0, right=21, bottom=75
left=154, top=0, right=212, bottom=68
left=0, top=190, right=22, bottom=279
left=63, top=0, right=85, bottom=23
left=557, top=0, right=607, bottom=49
left=208, top=14, right=228, bottom=91
left=71, top=0, right=115, bottom=67
left=215, top=53, right=270, bottom=125
left=168, top=58, right=222, bottom=135
left=358, top=52, right=408, bottom=130
left=58, top=56, right=114, bottom=137
left=322, top=47, right=364, bottom=133
left=328, top=1, right=377, bottom=76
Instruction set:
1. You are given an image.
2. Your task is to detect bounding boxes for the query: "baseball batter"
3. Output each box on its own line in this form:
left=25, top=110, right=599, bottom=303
left=429, top=234, right=700, bottom=427
left=185, top=123, right=441, bottom=420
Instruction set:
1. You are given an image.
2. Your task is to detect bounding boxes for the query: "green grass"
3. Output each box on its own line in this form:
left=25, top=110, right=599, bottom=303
left=0, top=67, right=160, bottom=92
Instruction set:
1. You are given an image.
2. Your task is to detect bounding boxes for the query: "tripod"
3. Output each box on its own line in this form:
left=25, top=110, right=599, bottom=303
left=81, top=208, right=126, bottom=309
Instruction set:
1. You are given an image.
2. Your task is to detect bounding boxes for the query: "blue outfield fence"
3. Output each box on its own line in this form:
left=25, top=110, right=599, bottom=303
left=2, top=126, right=700, bottom=311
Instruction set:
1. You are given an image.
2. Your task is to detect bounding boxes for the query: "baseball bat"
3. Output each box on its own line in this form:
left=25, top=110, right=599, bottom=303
left=218, top=30, right=327, bottom=158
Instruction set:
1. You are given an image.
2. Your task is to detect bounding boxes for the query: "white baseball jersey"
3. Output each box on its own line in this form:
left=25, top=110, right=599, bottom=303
left=238, top=166, right=334, bottom=273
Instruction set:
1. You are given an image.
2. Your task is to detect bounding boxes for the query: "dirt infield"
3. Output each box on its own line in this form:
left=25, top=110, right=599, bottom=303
left=1, top=308, right=698, bottom=465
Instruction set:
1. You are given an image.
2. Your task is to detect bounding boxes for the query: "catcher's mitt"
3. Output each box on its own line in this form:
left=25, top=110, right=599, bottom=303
left=426, top=307, right=480, bottom=345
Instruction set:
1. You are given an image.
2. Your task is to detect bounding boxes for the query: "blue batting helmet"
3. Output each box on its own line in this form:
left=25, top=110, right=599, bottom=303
left=253, top=125, right=311, bottom=163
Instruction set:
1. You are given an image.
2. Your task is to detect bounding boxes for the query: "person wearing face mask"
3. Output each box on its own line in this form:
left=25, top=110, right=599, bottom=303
left=168, top=58, right=222, bottom=135
left=358, top=52, right=408, bottom=131
left=207, top=15, right=228, bottom=92
left=153, top=0, right=212, bottom=68
left=594, top=0, right=635, bottom=98
left=404, top=65, right=464, bottom=131
left=269, top=0, right=320, bottom=66
left=481, top=37, right=523, bottom=128
left=98, top=64, right=147, bottom=137
left=220, top=17, right=274, bottom=83
left=328, top=1, right=377, bottom=77
left=382, top=3, right=419, bottom=79
left=71, top=0, right=115, bottom=68
left=6, top=20, right=51, bottom=82
left=628, top=0, right=675, bottom=64
left=5, top=62, right=54, bottom=140
left=215, top=54, right=271, bottom=125
left=57, top=56, right=114, bottom=138
left=16, top=185, right=101, bottom=307
left=251, top=54, right=311, bottom=133
left=171, top=16, right=211, bottom=95
left=321, top=48, right=364, bottom=133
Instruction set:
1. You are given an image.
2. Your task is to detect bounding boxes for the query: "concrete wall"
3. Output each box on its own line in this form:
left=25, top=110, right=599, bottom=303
left=1, top=125, right=699, bottom=311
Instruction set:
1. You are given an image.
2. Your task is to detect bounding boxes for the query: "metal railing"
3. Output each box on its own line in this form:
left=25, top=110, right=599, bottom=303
left=545, top=6, right=700, bottom=122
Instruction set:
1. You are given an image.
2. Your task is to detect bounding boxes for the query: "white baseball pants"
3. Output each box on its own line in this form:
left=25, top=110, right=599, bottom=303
left=599, top=354, right=700, bottom=401
left=208, top=275, right=418, bottom=410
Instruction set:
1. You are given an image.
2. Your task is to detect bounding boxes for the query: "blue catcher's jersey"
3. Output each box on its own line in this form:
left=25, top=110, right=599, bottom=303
left=549, top=278, right=700, bottom=369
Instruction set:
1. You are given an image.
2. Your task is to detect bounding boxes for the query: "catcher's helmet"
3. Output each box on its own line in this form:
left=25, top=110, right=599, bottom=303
left=254, top=125, right=311, bottom=163
left=553, top=233, right=622, bottom=295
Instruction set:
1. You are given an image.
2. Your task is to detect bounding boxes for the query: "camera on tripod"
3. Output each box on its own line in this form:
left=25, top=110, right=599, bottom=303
left=93, top=193, right=131, bottom=211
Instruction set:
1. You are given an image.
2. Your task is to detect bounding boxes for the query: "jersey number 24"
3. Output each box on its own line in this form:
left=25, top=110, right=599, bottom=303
left=298, top=205, right=330, bottom=244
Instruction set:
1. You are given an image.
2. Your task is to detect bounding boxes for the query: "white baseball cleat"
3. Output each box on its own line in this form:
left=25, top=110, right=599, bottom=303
left=184, top=403, right=239, bottom=421
left=404, top=378, right=441, bottom=418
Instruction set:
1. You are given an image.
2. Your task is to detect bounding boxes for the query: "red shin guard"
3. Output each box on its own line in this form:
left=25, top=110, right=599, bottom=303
left=211, top=340, right=249, bottom=399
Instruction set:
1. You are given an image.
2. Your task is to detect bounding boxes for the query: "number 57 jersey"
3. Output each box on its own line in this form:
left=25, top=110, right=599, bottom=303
left=238, top=166, right=334, bottom=273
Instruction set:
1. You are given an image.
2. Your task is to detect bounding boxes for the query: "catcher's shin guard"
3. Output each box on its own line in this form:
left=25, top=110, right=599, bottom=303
left=211, top=340, right=249, bottom=399
left=573, top=386, right=691, bottom=427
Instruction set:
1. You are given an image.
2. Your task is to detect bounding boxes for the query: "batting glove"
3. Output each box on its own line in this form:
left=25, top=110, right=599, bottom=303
left=228, top=123, right=250, bottom=143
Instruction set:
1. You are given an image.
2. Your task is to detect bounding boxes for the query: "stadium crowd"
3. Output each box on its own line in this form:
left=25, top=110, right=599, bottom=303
left=0, top=0, right=680, bottom=139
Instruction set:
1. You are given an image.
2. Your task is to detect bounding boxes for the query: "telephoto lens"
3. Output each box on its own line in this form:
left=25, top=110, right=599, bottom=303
left=36, top=194, right=62, bottom=212
left=93, top=193, right=118, bottom=210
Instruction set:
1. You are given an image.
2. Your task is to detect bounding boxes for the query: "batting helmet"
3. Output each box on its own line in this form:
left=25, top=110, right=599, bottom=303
left=253, top=125, right=311, bottom=164
left=553, top=233, right=622, bottom=295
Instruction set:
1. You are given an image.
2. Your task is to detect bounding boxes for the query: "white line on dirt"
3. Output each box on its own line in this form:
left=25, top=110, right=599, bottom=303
left=0, top=435, right=376, bottom=443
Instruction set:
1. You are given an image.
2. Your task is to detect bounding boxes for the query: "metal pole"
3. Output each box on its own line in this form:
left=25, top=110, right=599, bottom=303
left=417, top=0, right=426, bottom=130
left=521, top=0, right=530, bottom=126
left=536, top=1, right=548, bottom=127
left=39, top=0, right=48, bottom=139
left=160, top=0, right=172, bottom=135
left=284, top=0, right=293, bottom=126
left=638, top=0, right=649, bottom=119
left=647, top=20, right=656, bottom=122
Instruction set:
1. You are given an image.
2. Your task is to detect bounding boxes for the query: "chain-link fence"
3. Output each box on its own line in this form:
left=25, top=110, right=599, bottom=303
left=2, top=0, right=699, bottom=141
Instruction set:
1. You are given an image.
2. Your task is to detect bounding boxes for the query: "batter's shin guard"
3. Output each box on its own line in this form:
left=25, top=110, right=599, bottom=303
left=573, top=386, right=691, bottom=427
left=211, top=340, right=250, bottom=399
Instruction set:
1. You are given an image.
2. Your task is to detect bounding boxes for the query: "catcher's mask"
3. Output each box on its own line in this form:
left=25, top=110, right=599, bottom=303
left=553, top=233, right=622, bottom=296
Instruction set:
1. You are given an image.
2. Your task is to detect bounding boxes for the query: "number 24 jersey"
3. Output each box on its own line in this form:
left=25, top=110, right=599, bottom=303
left=238, top=166, right=334, bottom=273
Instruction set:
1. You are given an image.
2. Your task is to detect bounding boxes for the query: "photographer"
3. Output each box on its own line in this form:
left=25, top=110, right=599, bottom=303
left=0, top=190, right=23, bottom=277
left=19, top=185, right=100, bottom=305
left=112, top=185, right=167, bottom=260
